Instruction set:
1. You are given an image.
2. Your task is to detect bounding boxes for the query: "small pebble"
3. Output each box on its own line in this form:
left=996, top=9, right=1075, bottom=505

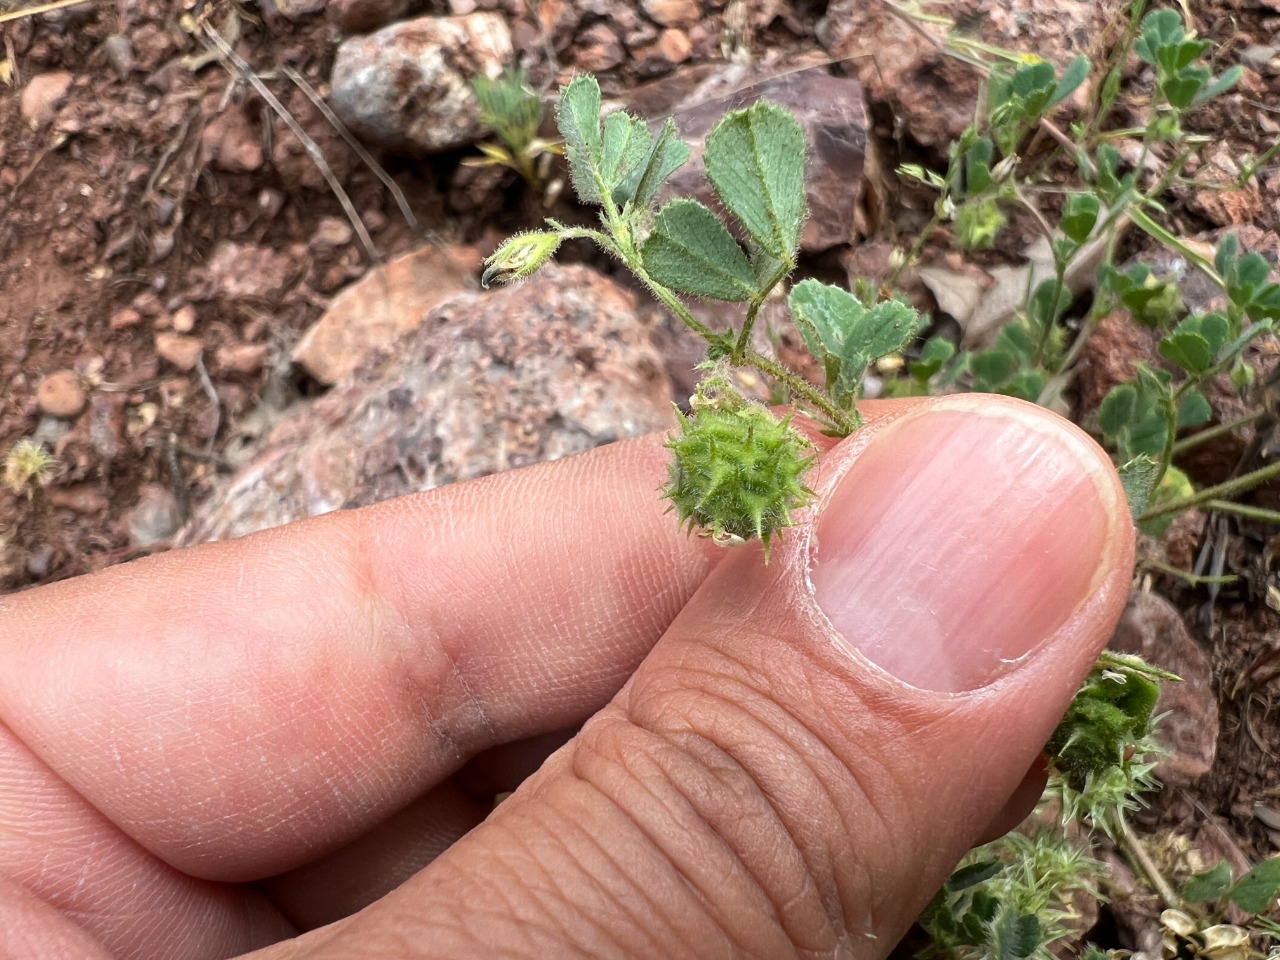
left=25, top=543, right=56, bottom=579
left=104, top=34, right=135, bottom=80
left=127, top=484, right=181, bottom=546
left=35, top=369, right=87, bottom=418
left=216, top=342, right=270, bottom=375
left=310, top=216, right=354, bottom=256
left=1241, top=44, right=1278, bottom=72
left=155, top=332, right=203, bottom=371
left=20, top=71, right=72, bottom=127
left=171, top=304, right=197, bottom=333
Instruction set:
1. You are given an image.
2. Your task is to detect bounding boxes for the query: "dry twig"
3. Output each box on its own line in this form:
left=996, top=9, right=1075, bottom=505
left=196, top=18, right=380, bottom=262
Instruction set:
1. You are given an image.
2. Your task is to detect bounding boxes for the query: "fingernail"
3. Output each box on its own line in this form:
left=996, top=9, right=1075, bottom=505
left=811, top=400, right=1123, bottom=693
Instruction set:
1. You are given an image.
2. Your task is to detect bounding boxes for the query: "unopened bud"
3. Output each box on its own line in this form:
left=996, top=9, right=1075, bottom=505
left=481, top=231, right=563, bottom=287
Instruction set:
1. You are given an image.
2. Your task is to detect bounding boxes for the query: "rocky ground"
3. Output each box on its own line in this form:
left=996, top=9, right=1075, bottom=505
left=5, top=0, right=1280, bottom=953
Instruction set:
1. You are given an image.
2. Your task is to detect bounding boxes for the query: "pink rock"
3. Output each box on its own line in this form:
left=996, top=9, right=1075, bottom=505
left=216, top=343, right=270, bottom=375
left=20, top=71, right=72, bottom=127
left=641, top=0, right=700, bottom=28
left=291, top=244, right=479, bottom=384
left=200, top=103, right=264, bottom=173
left=35, top=369, right=87, bottom=418
left=1109, top=589, right=1218, bottom=786
left=155, top=333, right=203, bottom=372
left=181, top=264, right=675, bottom=545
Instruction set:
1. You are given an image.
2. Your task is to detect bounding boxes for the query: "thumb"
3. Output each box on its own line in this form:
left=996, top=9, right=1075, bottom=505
left=274, top=394, right=1134, bottom=960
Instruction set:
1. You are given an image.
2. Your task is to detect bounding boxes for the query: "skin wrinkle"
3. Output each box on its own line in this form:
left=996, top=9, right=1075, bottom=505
left=537, top=789, right=689, bottom=957
left=489, top=809, right=643, bottom=960
left=633, top=677, right=855, bottom=955
left=658, top=726, right=841, bottom=960
left=575, top=712, right=807, bottom=959
left=413, top=844, right=586, bottom=960
left=0, top=730, right=295, bottom=958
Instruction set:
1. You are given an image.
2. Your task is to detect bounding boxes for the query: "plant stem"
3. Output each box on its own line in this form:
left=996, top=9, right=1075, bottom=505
left=1138, top=460, right=1280, bottom=522
left=629, top=263, right=720, bottom=343
left=1114, top=808, right=1186, bottom=911
left=735, top=259, right=792, bottom=357
left=1129, top=206, right=1223, bottom=286
left=744, top=349, right=862, bottom=434
left=1171, top=409, right=1263, bottom=455
left=1138, top=557, right=1237, bottom=586
left=1203, top=499, right=1280, bottom=525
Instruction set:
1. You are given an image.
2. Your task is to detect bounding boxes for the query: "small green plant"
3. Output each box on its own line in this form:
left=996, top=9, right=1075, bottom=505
left=4, top=437, right=58, bottom=542
left=920, top=652, right=1170, bottom=960
left=4, top=437, right=57, bottom=498
left=891, top=5, right=1280, bottom=543
left=466, top=66, right=563, bottom=191
left=484, top=72, right=919, bottom=550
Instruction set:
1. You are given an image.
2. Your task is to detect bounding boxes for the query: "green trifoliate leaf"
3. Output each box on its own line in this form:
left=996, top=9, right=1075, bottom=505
left=1177, top=388, right=1212, bottom=429
left=598, top=110, right=651, bottom=196
left=1229, top=857, right=1280, bottom=914
left=1136, top=10, right=1186, bottom=65
left=704, top=100, right=807, bottom=261
left=1049, top=55, right=1090, bottom=107
left=1193, top=64, right=1242, bottom=106
left=556, top=75, right=603, bottom=203
left=1060, top=191, right=1100, bottom=244
left=1099, top=383, right=1137, bottom=439
left=1159, top=329, right=1212, bottom=374
left=480, top=231, right=563, bottom=287
left=1159, top=312, right=1229, bottom=374
left=640, top=199, right=756, bottom=301
left=1184, top=861, right=1234, bottom=905
left=911, top=335, right=956, bottom=384
left=1162, top=68, right=1209, bottom=110
left=1117, top=455, right=1160, bottom=519
left=789, top=280, right=918, bottom=400
left=960, top=136, right=995, bottom=195
left=616, top=117, right=689, bottom=211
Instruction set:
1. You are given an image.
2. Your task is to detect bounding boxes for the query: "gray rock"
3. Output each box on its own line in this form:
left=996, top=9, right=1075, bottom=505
left=104, top=34, right=135, bottom=80
left=127, top=484, right=182, bottom=547
left=1241, top=44, right=1279, bottom=73
left=179, top=264, right=674, bottom=544
left=329, top=12, right=512, bottom=155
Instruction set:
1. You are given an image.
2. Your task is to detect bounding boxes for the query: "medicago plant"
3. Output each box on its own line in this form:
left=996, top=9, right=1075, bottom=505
left=484, top=73, right=919, bottom=553
left=483, top=71, right=1183, bottom=960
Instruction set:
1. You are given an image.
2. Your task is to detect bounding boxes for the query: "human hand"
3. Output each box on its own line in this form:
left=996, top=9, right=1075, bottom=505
left=0, top=394, right=1133, bottom=960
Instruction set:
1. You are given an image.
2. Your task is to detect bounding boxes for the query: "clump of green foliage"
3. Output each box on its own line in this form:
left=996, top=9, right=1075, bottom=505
left=893, top=6, right=1280, bottom=543
left=466, top=66, right=563, bottom=190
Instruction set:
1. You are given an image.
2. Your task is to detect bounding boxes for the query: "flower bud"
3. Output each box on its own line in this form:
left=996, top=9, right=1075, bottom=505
left=481, top=231, right=563, bottom=287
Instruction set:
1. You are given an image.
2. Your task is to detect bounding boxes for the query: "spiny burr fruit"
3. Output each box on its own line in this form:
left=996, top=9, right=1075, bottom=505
left=662, top=378, right=814, bottom=560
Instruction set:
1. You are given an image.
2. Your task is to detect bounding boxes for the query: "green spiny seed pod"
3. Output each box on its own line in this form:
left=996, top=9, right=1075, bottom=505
left=662, top=380, right=814, bottom=559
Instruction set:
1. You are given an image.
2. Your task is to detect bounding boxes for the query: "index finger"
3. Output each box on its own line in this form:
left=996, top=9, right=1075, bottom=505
left=0, top=400, right=912, bottom=883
